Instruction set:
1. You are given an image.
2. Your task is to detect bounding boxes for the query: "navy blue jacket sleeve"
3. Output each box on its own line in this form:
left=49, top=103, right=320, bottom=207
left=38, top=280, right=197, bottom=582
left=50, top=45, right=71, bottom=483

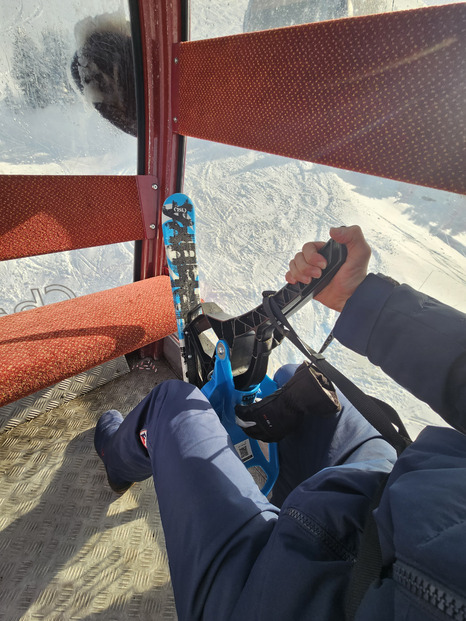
left=333, top=274, right=466, bottom=432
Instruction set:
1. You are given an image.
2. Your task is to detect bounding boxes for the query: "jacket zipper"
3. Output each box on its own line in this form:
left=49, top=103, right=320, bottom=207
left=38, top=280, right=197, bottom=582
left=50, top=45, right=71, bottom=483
left=393, top=561, right=466, bottom=620
left=285, top=507, right=356, bottom=563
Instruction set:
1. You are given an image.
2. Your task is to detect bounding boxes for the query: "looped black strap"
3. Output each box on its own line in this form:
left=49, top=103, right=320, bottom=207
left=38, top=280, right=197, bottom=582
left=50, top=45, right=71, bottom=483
left=262, top=292, right=412, bottom=456
left=344, top=472, right=390, bottom=621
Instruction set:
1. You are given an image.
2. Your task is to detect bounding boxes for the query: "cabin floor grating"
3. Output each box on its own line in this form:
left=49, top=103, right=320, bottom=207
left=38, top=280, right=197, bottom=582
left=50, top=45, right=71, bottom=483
left=0, top=359, right=179, bottom=621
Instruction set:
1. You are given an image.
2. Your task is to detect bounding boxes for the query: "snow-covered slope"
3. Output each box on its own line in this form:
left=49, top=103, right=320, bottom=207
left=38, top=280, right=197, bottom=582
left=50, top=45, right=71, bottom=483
left=184, top=139, right=466, bottom=438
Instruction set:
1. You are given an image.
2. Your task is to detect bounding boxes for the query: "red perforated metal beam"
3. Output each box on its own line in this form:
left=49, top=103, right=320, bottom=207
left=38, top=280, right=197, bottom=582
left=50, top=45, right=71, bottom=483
left=0, top=175, right=157, bottom=261
left=173, top=5, right=466, bottom=194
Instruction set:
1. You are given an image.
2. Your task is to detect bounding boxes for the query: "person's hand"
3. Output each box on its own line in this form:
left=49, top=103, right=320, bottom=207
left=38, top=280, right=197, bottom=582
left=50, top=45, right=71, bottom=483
left=285, top=225, right=371, bottom=312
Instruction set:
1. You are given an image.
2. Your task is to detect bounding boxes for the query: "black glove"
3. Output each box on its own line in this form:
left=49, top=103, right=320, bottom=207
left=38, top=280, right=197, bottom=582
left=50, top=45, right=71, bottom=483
left=235, top=361, right=341, bottom=443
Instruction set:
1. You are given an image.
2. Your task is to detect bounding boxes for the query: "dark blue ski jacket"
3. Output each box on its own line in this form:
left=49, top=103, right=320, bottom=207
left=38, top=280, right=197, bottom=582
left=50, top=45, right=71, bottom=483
left=232, top=274, right=466, bottom=620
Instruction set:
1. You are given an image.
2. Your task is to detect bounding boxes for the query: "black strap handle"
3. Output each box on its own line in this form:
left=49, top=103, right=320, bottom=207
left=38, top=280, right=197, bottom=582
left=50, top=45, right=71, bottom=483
left=262, top=293, right=412, bottom=456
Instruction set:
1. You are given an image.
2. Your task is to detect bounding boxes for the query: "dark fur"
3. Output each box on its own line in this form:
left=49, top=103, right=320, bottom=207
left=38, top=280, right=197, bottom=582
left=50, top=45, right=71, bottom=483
left=71, top=30, right=137, bottom=136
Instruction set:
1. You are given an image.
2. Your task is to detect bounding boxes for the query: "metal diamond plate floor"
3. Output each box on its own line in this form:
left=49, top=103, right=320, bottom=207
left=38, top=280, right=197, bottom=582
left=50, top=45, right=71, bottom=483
left=0, top=360, right=178, bottom=621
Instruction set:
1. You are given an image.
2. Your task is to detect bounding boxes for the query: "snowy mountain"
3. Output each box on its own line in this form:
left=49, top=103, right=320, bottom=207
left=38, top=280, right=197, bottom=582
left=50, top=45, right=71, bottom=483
left=1, top=0, right=465, bottom=438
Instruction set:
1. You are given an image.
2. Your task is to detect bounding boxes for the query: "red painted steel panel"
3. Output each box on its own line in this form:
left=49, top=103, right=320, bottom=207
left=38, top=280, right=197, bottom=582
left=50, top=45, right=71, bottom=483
left=173, top=5, right=466, bottom=194
left=0, top=175, right=152, bottom=261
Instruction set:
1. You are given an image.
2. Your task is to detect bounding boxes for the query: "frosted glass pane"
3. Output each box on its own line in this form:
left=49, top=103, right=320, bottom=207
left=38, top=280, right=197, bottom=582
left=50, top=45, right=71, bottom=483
left=0, top=0, right=137, bottom=313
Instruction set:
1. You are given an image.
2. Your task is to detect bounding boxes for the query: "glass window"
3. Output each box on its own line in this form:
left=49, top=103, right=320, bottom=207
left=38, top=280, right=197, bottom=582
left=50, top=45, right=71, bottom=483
left=185, top=0, right=466, bottom=437
left=0, top=0, right=137, bottom=315
left=242, top=0, right=426, bottom=32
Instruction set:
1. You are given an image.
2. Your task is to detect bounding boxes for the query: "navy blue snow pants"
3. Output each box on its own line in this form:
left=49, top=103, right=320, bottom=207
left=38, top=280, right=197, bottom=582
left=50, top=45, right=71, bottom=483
left=102, top=365, right=396, bottom=620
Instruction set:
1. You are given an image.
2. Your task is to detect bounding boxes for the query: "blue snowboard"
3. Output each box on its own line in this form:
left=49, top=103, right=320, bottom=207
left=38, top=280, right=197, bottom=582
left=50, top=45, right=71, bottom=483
left=162, top=193, right=279, bottom=495
left=162, top=193, right=201, bottom=381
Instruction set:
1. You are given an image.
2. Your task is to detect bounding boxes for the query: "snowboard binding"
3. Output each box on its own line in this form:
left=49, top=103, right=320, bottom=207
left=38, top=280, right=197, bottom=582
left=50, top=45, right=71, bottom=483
left=162, top=193, right=347, bottom=495
left=183, top=239, right=347, bottom=495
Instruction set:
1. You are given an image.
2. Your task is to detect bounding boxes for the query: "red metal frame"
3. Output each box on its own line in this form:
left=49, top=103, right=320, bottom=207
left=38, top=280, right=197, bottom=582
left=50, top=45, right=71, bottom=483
left=138, top=0, right=185, bottom=280
left=135, top=174, right=160, bottom=239
left=137, top=0, right=187, bottom=357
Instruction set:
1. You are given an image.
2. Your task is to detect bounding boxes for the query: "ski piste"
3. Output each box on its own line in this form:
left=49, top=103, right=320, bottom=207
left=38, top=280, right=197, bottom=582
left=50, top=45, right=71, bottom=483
left=161, top=193, right=201, bottom=382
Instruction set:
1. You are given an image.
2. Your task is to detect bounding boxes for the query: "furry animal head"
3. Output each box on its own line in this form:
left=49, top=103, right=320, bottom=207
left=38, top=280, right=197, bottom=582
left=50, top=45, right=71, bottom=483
left=71, top=15, right=137, bottom=137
